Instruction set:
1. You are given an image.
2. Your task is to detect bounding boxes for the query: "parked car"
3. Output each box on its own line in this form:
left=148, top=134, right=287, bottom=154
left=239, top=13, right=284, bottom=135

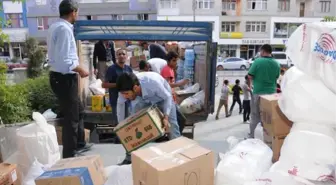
left=248, top=51, right=291, bottom=68
left=217, top=57, right=250, bottom=70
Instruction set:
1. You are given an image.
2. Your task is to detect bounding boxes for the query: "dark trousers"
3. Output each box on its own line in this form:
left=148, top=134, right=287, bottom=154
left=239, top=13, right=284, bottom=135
left=176, top=105, right=186, bottom=134
left=230, top=96, right=242, bottom=113
left=243, top=100, right=251, bottom=122
left=49, top=72, right=85, bottom=158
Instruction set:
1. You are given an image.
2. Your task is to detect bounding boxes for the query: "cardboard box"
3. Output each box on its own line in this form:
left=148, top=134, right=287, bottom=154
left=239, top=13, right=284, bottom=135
left=115, top=106, right=165, bottom=153
left=35, top=155, right=106, bottom=185
left=0, top=163, right=20, bottom=185
left=131, top=137, right=215, bottom=185
left=263, top=127, right=272, bottom=148
left=260, top=94, right=293, bottom=136
left=272, top=136, right=286, bottom=163
left=56, top=127, right=90, bottom=145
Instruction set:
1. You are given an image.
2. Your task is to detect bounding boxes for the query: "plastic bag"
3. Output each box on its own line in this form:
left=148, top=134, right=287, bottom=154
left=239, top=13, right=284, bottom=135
left=243, top=172, right=309, bottom=185
left=180, top=90, right=205, bottom=114
left=16, top=112, right=60, bottom=177
left=175, top=83, right=200, bottom=95
left=278, top=67, right=336, bottom=125
left=285, top=22, right=336, bottom=94
left=215, top=139, right=273, bottom=185
left=89, top=78, right=105, bottom=95
left=42, top=109, right=57, bottom=120
left=272, top=126, right=336, bottom=181
left=104, top=165, right=133, bottom=185
left=23, top=159, right=48, bottom=185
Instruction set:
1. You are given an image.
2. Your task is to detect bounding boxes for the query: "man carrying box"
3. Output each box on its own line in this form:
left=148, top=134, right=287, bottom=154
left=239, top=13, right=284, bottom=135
left=248, top=44, right=280, bottom=138
left=116, top=72, right=181, bottom=165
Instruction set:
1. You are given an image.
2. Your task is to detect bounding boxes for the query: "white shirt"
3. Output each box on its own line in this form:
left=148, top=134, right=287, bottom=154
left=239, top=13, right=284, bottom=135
left=147, top=58, right=167, bottom=74
left=277, top=74, right=284, bottom=84
left=221, top=85, right=230, bottom=100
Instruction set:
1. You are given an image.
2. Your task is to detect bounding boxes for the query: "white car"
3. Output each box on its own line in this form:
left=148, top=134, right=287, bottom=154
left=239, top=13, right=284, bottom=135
left=216, top=57, right=250, bottom=70
left=249, top=51, right=291, bottom=67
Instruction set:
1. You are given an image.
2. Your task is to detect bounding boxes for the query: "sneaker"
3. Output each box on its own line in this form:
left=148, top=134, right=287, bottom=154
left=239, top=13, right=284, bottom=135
left=76, top=143, right=94, bottom=153
left=118, top=158, right=132, bottom=166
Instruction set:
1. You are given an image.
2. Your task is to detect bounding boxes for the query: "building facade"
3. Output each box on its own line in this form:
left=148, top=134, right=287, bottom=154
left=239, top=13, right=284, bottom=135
left=157, top=0, right=336, bottom=59
left=26, top=0, right=157, bottom=42
left=0, top=0, right=28, bottom=59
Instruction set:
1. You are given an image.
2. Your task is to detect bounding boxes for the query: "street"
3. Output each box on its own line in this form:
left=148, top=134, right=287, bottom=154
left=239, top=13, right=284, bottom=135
left=85, top=70, right=249, bottom=166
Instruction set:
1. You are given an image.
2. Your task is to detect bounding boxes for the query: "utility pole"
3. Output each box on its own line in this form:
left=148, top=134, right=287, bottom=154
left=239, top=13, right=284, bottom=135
left=192, top=0, right=196, bottom=21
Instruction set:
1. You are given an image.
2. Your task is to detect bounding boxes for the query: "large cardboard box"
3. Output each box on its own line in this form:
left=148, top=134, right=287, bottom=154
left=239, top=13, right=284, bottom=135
left=56, top=127, right=90, bottom=145
left=131, top=137, right=215, bottom=185
left=35, top=155, right=106, bottom=185
left=260, top=94, right=293, bottom=136
left=115, top=106, right=165, bottom=153
left=272, top=136, right=286, bottom=163
left=0, top=163, right=21, bottom=185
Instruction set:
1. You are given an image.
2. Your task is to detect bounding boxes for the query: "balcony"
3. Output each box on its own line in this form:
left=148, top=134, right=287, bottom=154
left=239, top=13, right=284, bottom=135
left=222, top=0, right=241, bottom=16
left=220, top=32, right=243, bottom=39
left=2, top=28, right=28, bottom=42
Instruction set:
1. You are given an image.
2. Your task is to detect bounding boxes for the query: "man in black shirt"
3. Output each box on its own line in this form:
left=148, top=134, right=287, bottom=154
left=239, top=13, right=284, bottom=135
left=230, top=79, right=243, bottom=114
left=93, top=40, right=116, bottom=80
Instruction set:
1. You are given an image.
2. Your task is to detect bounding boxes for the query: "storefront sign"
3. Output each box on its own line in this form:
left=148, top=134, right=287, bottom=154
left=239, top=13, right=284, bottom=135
left=242, top=39, right=270, bottom=45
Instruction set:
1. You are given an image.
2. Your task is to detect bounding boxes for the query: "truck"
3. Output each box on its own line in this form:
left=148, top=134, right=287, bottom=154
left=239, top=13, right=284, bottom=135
left=73, top=20, right=217, bottom=142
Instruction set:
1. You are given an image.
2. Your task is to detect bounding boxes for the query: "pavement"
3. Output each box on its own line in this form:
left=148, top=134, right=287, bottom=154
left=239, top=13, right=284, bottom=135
left=85, top=70, right=250, bottom=166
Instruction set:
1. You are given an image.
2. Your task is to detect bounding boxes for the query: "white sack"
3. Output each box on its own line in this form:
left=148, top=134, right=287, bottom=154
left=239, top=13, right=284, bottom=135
left=23, top=159, right=48, bottom=185
left=16, top=112, right=60, bottom=177
left=272, top=127, right=336, bottom=181
left=175, top=83, right=200, bottom=94
left=89, top=78, right=105, bottom=95
left=180, top=90, right=205, bottom=114
left=286, top=22, right=336, bottom=94
left=215, top=139, right=273, bottom=185
left=243, top=172, right=309, bottom=185
left=278, top=67, right=336, bottom=125
left=42, top=109, right=57, bottom=120
left=104, top=165, right=133, bottom=185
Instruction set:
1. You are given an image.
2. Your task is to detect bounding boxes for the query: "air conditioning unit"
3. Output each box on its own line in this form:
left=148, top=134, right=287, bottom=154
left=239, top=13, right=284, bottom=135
left=222, top=11, right=227, bottom=15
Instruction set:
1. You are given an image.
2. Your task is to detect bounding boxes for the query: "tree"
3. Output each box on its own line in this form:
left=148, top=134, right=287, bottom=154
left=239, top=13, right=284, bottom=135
left=25, top=37, right=45, bottom=78
left=322, top=16, right=336, bottom=22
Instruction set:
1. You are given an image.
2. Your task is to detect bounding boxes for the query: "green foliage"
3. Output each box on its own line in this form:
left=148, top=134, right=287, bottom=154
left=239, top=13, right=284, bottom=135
left=322, top=16, right=336, bottom=22
left=24, top=74, right=59, bottom=114
left=0, top=61, right=7, bottom=85
left=25, top=37, right=46, bottom=78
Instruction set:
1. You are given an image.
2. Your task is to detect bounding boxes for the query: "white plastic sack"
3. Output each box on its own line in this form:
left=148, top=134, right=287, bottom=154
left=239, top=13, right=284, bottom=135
left=89, top=78, right=105, bottom=95
left=16, top=112, right=60, bottom=177
left=254, top=123, right=264, bottom=141
left=243, top=172, right=308, bottom=185
left=42, top=109, right=57, bottom=120
left=23, top=159, right=48, bottom=185
left=180, top=90, right=205, bottom=114
left=104, top=165, right=133, bottom=185
left=278, top=67, right=336, bottom=125
left=285, top=22, right=336, bottom=94
left=215, top=139, right=273, bottom=185
left=175, top=83, right=200, bottom=95
left=272, top=126, right=336, bottom=181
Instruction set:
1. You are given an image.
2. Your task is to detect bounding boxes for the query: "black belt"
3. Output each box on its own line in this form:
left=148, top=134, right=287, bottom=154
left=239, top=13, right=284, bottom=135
left=50, top=71, right=77, bottom=77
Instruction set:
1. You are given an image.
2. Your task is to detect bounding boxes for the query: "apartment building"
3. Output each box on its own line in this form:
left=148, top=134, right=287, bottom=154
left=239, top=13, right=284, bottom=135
left=0, top=0, right=28, bottom=59
left=26, top=0, right=157, bottom=42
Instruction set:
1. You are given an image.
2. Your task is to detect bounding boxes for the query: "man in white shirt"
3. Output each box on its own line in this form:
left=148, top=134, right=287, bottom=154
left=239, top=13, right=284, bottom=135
left=215, top=79, right=230, bottom=119
left=242, top=75, right=252, bottom=123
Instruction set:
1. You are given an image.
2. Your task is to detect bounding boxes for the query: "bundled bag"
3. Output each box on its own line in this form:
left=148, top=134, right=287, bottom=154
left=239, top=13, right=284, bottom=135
left=16, top=112, right=60, bottom=177
left=175, top=83, right=200, bottom=95
left=42, top=109, right=57, bottom=119
left=272, top=123, right=336, bottom=181
left=278, top=67, right=336, bottom=125
left=215, top=139, right=273, bottom=185
left=243, top=172, right=309, bottom=185
left=89, top=78, right=105, bottom=95
left=286, top=22, right=336, bottom=94
left=180, top=90, right=205, bottom=114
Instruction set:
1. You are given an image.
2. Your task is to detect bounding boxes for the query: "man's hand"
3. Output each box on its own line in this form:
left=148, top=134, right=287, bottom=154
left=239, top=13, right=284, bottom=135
left=162, top=115, right=170, bottom=133
left=79, top=68, right=89, bottom=78
left=182, top=79, right=190, bottom=85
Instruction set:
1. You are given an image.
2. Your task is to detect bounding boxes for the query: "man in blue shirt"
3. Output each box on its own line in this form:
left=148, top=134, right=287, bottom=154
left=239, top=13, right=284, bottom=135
left=102, top=49, right=133, bottom=125
left=47, top=0, right=92, bottom=158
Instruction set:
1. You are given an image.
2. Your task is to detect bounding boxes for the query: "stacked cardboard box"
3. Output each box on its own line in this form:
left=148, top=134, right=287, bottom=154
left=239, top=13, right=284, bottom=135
left=0, top=163, right=21, bottom=185
left=35, top=155, right=107, bottom=185
left=260, top=94, right=293, bottom=162
left=131, top=137, right=215, bottom=185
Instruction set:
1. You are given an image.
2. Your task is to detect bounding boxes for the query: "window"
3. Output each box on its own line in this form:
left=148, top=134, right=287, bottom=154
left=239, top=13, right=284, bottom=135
left=112, top=14, right=123, bottom=20
left=5, top=14, right=24, bottom=28
left=278, top=0, right=290, bottom=11
left=35, top=0, right=47, bottom=5
left=320, top=0, right=331, bottom=13
left=219, top=45, right=237, bottom=57
left=86, top=15, right=97, bottom=20
left=273, top=53, right=286, bottom=60
left=221, top=22, right=236, bottom=32
left=247, top=0, right=267, bottom=10
left=273, top=22, right=301, bottom=38
left=138, top=14, right=149, bottom=20
left=222, top=0, right=236, bottom=10
left=37, top=17, right=49, bottom=30
left=196, top=0, right=215, bottom=9
left=245, top=21, right=266, bottom=32
left=160, top=0, right=177, bottom=8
